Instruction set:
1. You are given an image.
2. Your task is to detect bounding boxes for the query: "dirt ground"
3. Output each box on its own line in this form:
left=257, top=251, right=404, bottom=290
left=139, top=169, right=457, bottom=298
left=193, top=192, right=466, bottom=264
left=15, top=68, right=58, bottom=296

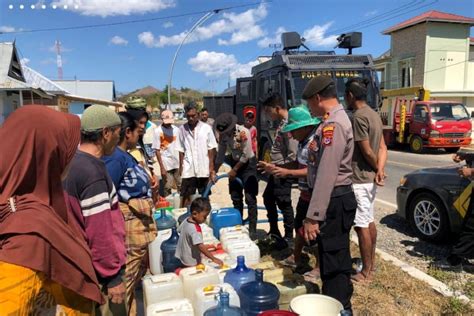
left=208, top=174, right=473, bottom=315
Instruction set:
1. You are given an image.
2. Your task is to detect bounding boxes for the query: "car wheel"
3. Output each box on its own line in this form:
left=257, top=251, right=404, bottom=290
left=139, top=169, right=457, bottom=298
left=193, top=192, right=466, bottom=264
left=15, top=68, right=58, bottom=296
left=408, top=192, right=449, bottom=242
left=409, top=135, right=424, bottom=154
left=444, top=147, right=460, bottom=154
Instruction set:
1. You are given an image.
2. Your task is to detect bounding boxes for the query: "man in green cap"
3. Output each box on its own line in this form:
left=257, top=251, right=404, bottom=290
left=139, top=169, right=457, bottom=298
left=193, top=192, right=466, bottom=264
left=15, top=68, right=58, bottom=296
left=63, top=104, right=127, bottom=315
left=267, top=106, right=321, bottom=275
left=302, top=76, right=356, bottom=313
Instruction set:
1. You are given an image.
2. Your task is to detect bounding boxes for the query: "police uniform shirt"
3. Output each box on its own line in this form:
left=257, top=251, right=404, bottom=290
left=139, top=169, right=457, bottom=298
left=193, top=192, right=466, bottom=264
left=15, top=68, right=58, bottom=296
left=217, top=124, right=255, bottom=164
left=308, top=104, right=354, bottom=221
left=271, top=118, right=298, bottom=166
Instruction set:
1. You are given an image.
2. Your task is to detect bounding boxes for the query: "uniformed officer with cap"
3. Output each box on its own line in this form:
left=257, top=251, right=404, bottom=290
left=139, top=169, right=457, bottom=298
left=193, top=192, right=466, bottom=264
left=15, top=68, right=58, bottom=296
left=302, top=76, right=357, bottom=313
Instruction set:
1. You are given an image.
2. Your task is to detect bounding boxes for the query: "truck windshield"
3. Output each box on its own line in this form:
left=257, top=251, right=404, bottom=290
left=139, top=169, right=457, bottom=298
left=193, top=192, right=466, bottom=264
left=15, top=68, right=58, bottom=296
left=291, top=70, right=377, bottom=110
left=430, top=103, right=470, bottom=121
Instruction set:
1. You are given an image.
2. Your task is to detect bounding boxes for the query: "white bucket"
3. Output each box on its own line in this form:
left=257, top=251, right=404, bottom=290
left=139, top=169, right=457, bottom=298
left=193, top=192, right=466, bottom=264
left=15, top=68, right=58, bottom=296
left=290, top=294, right=343, bottom=316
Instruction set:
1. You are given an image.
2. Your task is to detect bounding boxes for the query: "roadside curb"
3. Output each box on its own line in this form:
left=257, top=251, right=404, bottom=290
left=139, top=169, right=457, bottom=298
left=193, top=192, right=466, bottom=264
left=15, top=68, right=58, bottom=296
left=351, top=231, right=471, bottom=304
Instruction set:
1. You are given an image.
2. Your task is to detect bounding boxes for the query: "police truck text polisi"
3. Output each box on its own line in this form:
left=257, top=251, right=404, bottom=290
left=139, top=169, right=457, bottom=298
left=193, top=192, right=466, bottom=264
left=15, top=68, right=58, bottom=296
left=203, top=31, right=381, bottom=161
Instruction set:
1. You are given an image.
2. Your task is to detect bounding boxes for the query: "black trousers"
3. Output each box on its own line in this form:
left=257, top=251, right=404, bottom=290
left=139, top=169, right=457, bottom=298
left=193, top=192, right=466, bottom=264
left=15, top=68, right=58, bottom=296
left=263, top=175, right=294, bottom=237
left=227, top=157, right=258, bottom=232
left=452, top=187, right=474, bottom=259
left=317, top=188, right=357, bottom=311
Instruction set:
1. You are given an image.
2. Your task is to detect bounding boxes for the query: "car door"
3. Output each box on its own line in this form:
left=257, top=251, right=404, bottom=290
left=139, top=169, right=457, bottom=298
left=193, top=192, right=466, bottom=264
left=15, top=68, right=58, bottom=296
left=410, top=104, right=429, bottom=139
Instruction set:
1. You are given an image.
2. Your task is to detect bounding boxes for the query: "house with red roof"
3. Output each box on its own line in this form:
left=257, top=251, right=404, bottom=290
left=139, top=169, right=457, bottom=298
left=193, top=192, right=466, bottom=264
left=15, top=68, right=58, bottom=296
left=375, top=10, right=474, bottom=118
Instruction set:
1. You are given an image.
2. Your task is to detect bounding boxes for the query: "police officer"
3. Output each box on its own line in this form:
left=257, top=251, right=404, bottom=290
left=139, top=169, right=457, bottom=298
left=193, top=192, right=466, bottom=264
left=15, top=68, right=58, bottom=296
left=302, top=76, right=357, bottom=313
left=214, top=113, right=259, bottom=239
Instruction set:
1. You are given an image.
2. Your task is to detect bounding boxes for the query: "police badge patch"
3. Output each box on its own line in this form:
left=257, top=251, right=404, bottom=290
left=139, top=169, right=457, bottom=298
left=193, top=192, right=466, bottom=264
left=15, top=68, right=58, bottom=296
left=322, top=124, right=335, bottom=146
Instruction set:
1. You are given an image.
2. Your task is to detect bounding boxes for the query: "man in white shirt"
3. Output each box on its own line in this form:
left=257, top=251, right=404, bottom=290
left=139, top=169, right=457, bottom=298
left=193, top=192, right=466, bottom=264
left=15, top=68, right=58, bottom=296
left=152, top=110, right=181, bottom=197
left=178, top=102, right=218, bottom=207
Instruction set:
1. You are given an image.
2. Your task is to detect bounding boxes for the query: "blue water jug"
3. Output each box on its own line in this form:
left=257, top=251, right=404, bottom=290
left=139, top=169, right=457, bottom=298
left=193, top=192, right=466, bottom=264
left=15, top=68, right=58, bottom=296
left=238, top=269, right=280, bottom=316
left=160, top=227, right=182, bottom=273
left=224, top=256, right=255, bottom=292
left=204, top=291, right=244, bottom=316
left=153, top=209, right=177, bottom=230
left=209, top=208, right=242, bottom=239
left=178, top=210, right=191, bottom=225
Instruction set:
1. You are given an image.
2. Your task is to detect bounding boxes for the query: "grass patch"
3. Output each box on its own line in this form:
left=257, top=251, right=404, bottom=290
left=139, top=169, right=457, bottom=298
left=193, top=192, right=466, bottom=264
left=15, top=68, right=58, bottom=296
left=464, top=281, right=474, bottom=300
left=427, top=267, right=456, bottom=284
left=443, top=297, right=472, bottom=315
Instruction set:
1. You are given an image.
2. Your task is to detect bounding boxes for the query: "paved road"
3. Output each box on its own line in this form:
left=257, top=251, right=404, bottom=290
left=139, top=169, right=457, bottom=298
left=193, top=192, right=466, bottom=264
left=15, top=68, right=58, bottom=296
left=377, top=148, right=460, bottom=206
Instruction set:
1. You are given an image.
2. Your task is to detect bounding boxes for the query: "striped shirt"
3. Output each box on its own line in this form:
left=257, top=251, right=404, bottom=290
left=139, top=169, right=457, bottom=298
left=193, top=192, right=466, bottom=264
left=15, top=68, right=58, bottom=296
left=63, top=150, right=126, bottom=287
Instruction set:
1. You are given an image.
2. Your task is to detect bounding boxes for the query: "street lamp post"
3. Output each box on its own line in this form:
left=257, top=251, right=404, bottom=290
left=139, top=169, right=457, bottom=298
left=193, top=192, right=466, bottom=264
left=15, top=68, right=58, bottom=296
left=167, top=10, right=219, bottom=108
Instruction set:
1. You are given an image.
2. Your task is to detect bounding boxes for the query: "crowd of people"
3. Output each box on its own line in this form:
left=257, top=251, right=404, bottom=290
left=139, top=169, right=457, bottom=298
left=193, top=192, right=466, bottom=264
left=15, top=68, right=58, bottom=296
left=0, top=75, right=472, bottom=316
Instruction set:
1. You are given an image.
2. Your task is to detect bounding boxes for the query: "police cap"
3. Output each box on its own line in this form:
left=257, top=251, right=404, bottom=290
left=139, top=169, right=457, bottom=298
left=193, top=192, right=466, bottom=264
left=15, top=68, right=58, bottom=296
left=302, top=76, right=334, bottom=100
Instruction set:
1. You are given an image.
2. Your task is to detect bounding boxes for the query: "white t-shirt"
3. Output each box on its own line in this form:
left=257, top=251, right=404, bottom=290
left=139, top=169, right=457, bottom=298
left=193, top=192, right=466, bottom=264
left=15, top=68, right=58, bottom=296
left=177, top=121, right=217, bottom=179
left=152, top=124, right=180, bottom=171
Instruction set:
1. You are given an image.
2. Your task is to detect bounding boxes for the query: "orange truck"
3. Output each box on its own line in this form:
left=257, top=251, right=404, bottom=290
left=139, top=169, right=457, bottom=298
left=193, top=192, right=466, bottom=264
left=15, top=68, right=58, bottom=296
left=381, top=87, right=472, bottom=153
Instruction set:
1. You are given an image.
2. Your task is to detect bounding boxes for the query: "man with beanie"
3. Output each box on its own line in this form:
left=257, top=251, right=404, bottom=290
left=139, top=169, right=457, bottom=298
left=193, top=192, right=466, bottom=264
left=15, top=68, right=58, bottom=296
left=302, top=76, right=357, bottom=314
left=63, top=105, right=127, bottom=315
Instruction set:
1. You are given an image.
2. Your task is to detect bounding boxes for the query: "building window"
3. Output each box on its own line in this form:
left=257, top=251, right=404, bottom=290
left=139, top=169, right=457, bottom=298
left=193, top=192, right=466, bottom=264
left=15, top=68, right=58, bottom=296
left=399, top=60, right=413, bottom=88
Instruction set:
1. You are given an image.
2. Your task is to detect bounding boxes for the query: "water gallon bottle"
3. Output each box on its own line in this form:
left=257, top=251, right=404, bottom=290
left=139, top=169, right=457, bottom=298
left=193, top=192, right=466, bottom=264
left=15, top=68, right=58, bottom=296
left=178, top=209, right=191, bottom=225
left=238, top=269, right=280, bottom=316
left=161, top=227, right=182, bottom=273
left=204, top=291, right=244, bottom=316
left=153, top=209, right=177, bottom=230
left=224, top=256, right=255, bottom=292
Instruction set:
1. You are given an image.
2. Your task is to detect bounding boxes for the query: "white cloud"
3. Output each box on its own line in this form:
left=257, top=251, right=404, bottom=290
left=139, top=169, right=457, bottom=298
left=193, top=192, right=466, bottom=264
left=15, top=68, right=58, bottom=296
left=229, top=60, right=259, bottom=80
left=109, top=35, right=128, bottom=46
left=188, top=51, right=237, bottom=77
left=188, top=50, right=258, bottom=80
left=218, top=25, right=265, bottom=46
left=51, top=0, right=175, bottom=17
left=139, top=3, right=267, bottom=48
left=20, top=58, right=30, bottom=65
left=0, top=26, right=19, bottom=33
left=365, top=10, right=378, bottom=17
left=257, top=26, right=287, bottom=48
left=302, top=22, right=338, bottom=47
left=163, top=21, right=174, bottom=28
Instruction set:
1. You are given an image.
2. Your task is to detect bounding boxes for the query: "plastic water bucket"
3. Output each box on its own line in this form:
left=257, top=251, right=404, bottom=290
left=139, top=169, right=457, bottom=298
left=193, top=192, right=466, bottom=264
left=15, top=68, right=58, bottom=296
left=290, top=294, right=343, bottom=316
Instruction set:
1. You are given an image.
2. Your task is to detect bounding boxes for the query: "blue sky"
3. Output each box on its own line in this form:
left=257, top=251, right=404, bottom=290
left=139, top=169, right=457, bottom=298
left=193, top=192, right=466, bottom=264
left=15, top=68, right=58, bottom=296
left=0, top=0, right=472, bottom=94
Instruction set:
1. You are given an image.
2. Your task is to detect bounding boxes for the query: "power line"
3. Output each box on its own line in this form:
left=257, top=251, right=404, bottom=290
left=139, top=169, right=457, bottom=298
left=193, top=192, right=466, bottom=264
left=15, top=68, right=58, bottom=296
left=342, top=0, right=439, bottom=34
left=328, top=0, right=425, bottom=35
left=0, top=1, right=271, bottom=35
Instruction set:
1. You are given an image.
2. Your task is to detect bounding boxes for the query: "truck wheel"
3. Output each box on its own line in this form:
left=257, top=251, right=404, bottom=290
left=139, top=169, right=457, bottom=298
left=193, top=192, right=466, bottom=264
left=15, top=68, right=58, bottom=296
left=409, top=136, right=424, bottom=154
left=408, top=192, right=449, bottom=242
left=444, top=147, right=460, bottom=154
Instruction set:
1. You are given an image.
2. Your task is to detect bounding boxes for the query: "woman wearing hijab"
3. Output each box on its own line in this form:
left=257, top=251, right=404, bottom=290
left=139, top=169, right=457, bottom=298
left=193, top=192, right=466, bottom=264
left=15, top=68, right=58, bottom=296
left=103, top=112, right=157, bottom=315
left=0, top=106, right=102, bottom=315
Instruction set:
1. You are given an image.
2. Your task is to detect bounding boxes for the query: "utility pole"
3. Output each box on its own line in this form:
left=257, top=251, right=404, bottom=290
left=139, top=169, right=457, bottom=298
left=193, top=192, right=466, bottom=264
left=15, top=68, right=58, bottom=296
left=167, top=10, right=220, bottom=108
left=56, top=40, right=63, bottom=80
